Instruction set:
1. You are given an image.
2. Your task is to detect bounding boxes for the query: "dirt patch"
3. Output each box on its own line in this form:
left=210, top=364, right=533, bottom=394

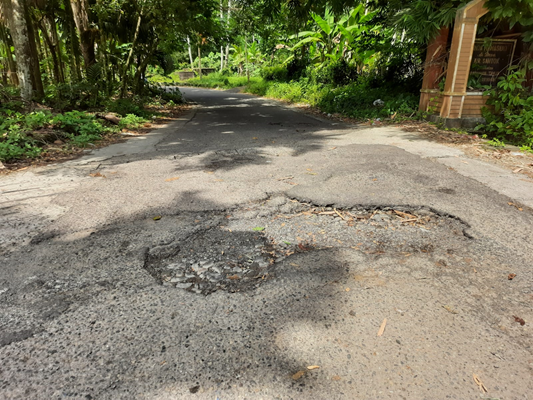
left=399, top=121, right=533, bottom=179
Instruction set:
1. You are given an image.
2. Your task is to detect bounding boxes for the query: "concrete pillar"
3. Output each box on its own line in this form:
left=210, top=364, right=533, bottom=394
left=419, top=27, right=450, bottom=112
left=440, top=0, right=488, bottom=119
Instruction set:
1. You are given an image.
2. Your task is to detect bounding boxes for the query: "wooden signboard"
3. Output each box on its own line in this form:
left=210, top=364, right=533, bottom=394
left=471, top=39, right=517, bottom=86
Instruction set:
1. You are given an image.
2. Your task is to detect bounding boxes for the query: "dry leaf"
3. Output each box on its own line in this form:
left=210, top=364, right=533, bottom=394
left=252, top=137, right=258, bottom=140
left=307, top=366, right=320, bottom=370
left=331, top=376, right=341, bottom=381
left=227, top=275, right=240, bottom=280
left=89, top=172, right=106, bottom=178
left=292, top=371, right=305, bottom=380
left=513, top=168, right=524, bottom=173
left=513, top=316, right=526, bottom=326
left=508, top=273, right=516, bottom=280
left=377, top=318, right=387, bottom=336
left=442, top=305, right=458, bottom=314
left=473, top=373, right=488, bottom=393
left=165, top=176, right=180, bottom=182
left=153, top=216, right=162, bottom=221
left=345, top=288, right=350, bottom=292
left=290, top=263, right=300, bottom=267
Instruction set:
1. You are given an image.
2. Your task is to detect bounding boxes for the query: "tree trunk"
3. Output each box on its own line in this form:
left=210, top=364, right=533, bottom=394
left=63, top=0, right=82, bottom=81
left=187, top=35, right=194, bottom=70
left=133, top=40, right=159, bottom=93
left=48, top=13, right=65, bottom=83
left=24, top=1, right=44, bottom=98
left=245, top=39, right=249, bottom=84
left=0, top=22, right=19, bottom=85
left=2, top=0, right=33, bottom=100
left=225, top=0, right=231, bottom=68
left=120, top=9, right=142, bottom=97
left=70, top=0, right=95, bottom=73
left=198, top=46, right=202, bottom=78
left=39, top=18, right=62, bottom=83
left=220, top=0, right=224, bottom=71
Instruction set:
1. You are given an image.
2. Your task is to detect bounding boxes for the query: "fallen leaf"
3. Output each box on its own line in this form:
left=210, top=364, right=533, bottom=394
left=290, top=263, right=300, bottom=267
left=253, top=227, right=265, bottom=232
left=377, top=318, right=387, bottom=336
left=165, top=176, right=180, bottom=182
left=292, top=371, right=305, bottom=380
left=513, top=316, right=526, bottom=326
left=508, top=202, right=523, bottom=211
left=153, top=216, right=162, bottom=221
left=307, top=365, right=320, bottom=370
left=331, top=376, right=341, bottom=381
left=473, top=373, right=488, bottom=393
left=298, top=243, right=311, bottom=251
left=252, top=137, right=258, bottom=140
left=89, top=172, right=106, bottom=178
left=189, top=385, right=200, bottom=394
left=329, top=146, right=337, bottom=150
left=513, top=168, right=524, bottom=173
left=442, top=305, right=458, bottom=314
left=227, top=275, right=240, bottom=280
left=345, top=288, right=350, bottom=292
left=508, top=273, right=516, bottom=280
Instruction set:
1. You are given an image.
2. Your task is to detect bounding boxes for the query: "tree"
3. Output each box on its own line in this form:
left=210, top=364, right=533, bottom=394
left=1, top=0, right=33, bottom=100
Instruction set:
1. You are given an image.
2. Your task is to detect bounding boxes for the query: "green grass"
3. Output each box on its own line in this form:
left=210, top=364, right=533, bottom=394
left=182, top=72, right=261, bottom=89
left=148, top=71, right=182, bottom=85
left=245, top=79, right=419, bottom=121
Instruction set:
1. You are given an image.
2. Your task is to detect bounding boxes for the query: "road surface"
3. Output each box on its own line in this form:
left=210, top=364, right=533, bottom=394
left=1, top=87, right=532, bottom=399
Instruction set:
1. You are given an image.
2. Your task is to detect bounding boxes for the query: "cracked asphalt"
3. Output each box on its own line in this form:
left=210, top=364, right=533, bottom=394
left=1, top=87, right=532, bottom=399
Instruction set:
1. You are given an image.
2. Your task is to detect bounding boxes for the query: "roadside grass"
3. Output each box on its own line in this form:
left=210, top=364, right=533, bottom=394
left=245, top=79, right=419, bottom=122
left=0, top=94, right=186, bottom=167
left=183, top=72, right=261, bottom=89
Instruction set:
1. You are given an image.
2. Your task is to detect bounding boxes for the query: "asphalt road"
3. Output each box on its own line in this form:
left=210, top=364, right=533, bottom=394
left=1, top=87, right=532, bottom=399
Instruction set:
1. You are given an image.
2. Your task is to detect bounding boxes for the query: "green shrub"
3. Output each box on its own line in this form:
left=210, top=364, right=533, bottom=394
left=478, top=69, right=533, bottom=147
left=261, top=66, right=288, bottom=82
left=52, top=111, right=103, bottom=135
left=119, top=114, right=146, bottom=129
left=0, top=86, right=24, bottom=114
left=107, top=98, right=146, bottom=117
left=312, top=60, right=359, bottom=85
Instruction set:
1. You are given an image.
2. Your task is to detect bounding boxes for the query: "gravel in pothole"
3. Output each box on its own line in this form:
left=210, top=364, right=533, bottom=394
left=143, top=196, right=472, bottom=295
left=143, top=228, right=277, bottom=295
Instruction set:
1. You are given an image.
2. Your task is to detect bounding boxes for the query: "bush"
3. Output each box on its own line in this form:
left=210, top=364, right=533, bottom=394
left=119, top=114, right=146, bottom=129
left=478, top=69, right=533, bottom=147
left=107, top=98, right=146, bottom=117
left=0, top=85, right=24, bottom=114
left=246, top=78, right=418, bottom=121
left=261, top=66, right=288, bottom=82
left=311, top=60, right=359, bottom=86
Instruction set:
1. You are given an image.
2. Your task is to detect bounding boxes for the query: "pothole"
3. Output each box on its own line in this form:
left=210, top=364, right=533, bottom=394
left=144, top=229, right=279, bottom=295
left=143, top=197, right=471, bottom=295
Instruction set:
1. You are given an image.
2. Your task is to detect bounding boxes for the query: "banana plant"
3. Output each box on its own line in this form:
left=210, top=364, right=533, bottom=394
left=287, top=5, right=378, bottom=66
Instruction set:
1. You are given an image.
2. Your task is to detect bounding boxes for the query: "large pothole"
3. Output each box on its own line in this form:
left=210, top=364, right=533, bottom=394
left=143, top=196, right=472, bottom=295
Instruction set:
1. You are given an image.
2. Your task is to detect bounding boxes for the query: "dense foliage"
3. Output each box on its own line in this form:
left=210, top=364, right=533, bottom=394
left=1, top=0, right=532, bottom=163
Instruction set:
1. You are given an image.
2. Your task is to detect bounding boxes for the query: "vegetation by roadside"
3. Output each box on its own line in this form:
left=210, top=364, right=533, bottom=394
left=0, top=87, right=187, bottom=171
